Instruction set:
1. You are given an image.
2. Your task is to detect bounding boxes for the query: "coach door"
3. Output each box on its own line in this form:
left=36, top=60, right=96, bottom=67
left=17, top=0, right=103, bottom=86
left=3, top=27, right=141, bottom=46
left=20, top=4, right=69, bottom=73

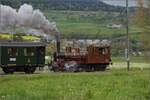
left=37, top=47, right=45, bottom=65
left=24, top=47, right=36, bottom=65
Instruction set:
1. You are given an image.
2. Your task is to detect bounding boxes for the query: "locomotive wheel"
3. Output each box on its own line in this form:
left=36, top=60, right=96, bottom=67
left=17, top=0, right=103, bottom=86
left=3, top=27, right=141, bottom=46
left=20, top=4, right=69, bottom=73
left=52, top=65, right=60, bottom=72
left=2, top=68, right=14, bottom=74
left=53, top=67, right=60, bottom=72
left=24, top=67, right=36, bottom=74
left=93, top=65, right=107, bottom=71
left=64, top=61, right=78, bottom=72
left=84, top=65, right=94, bottom=72
left=99, top=65, right=107, bottom=71
left=85, top=66, right=92, bottom=72
left=51, top=62, right=60, bottom=72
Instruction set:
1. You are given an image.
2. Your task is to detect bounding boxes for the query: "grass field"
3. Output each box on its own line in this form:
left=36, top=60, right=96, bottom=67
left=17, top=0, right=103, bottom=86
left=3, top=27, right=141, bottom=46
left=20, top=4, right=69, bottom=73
left=0, top=68, right=149, bottom=100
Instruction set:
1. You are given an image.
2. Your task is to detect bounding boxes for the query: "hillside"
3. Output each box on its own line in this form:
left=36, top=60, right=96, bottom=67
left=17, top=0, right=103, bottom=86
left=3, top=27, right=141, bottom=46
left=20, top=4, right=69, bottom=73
left=0, top=0, right=126, bottom=12
left=0, top=9, right=142, bottom=56
left=45, top=10, right=139, bottom=39
left=44, top=10, right=145, bottom=56
left=0, top=1, right=144, bottom=56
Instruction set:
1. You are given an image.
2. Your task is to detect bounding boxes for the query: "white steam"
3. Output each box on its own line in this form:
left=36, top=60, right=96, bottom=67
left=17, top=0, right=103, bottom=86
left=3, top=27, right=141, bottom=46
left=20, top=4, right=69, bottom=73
left=0, top=4, right=57, bottom=35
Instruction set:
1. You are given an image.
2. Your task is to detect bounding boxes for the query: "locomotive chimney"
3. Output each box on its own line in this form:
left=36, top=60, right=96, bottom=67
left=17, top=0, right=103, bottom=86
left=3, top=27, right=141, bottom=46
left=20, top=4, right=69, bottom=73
left=55, top=31, right=60, bottom=53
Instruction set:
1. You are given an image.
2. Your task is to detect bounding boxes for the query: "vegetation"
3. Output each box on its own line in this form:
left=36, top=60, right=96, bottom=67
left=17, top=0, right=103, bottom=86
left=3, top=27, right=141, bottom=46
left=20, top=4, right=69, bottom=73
left=0, top=34, right=11, bottom=39
left=112, top=56, right=150, bottom=63
left=0, top=0, right=126, bottom=12
left=0, top=34, right=40, bottom=41
left=44, top=10, right=139, bottom=39
left=133, top=0, right=150, bottom=61
left=0, top=69, right=149, bottom=100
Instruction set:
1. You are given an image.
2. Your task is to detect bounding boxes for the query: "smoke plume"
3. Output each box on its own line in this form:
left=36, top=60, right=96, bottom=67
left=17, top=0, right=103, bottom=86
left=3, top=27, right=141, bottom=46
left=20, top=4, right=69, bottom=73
left=0, top=4, right=58, bottom=35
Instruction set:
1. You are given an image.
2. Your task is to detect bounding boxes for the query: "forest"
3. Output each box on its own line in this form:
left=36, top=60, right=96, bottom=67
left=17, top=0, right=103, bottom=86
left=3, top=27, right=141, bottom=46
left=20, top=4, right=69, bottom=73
left=0, top=0, right=133, bottom=12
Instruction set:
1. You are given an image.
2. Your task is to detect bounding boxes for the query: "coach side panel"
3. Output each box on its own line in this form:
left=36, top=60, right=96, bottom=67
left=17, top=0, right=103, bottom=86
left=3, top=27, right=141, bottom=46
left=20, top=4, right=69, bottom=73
left=36, top=46, right=45, bottom=67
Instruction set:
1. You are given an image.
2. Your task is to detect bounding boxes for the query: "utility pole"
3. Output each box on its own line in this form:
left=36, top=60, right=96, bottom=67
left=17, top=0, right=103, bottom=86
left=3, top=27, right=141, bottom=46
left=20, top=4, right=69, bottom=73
left=126, top=0, right=130, bottom=71
left=0, top=1, right=1, bottom=32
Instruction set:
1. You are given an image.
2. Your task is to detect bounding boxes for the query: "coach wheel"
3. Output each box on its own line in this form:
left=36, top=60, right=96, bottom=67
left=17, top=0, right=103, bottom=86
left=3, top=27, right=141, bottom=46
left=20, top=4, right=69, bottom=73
left=51, top=62, right=60, bottom=72
left=25, top=67, right=36, bottom=74
left=51, top=65, right=60, bottom=72
left=52, top=67, right=59, bottom=72
left=2, top=68, right=14, bottom=74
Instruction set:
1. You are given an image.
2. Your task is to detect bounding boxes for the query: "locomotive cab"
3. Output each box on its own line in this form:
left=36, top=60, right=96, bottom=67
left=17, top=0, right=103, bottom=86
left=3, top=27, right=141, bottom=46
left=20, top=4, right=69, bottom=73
left=87, top=45, right=111, bottom=64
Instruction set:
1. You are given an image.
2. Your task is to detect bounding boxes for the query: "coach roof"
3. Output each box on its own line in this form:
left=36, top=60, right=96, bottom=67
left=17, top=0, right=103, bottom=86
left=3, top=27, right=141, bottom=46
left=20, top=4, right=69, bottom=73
left=0, top=42, right=46, bottom=47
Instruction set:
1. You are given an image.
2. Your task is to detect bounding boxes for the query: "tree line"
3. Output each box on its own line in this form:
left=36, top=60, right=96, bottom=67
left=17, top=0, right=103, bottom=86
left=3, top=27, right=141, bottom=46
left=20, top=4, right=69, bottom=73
left=0, top=0, right=127, bottom=12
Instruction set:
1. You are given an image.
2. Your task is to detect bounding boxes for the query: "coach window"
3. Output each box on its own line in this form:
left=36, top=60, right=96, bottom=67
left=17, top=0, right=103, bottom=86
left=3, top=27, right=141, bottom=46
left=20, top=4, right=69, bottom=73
left=8, top=48, right=18, bottom=56
left=105, top=48, right=108, bottom=54
left=39, top=47, right=45, bottom=55
left=24, top=48, right=34, bottom=56
left=99, top=48, right=105, bottom=55
left=94, top=47, right=98, bottom=52
left=90, top=47, right=92, bottom=53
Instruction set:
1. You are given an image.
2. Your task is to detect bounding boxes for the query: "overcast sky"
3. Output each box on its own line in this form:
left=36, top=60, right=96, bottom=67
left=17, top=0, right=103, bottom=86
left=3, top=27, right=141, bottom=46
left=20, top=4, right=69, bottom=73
left=100, top=0, right=147, bottom=7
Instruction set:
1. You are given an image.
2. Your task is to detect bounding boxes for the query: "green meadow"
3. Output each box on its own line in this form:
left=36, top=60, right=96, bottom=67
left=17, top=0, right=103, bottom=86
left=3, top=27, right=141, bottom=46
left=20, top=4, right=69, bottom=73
left=0, top=69, right=149, bottom=100
left=44, top=10, right=142, bottom=39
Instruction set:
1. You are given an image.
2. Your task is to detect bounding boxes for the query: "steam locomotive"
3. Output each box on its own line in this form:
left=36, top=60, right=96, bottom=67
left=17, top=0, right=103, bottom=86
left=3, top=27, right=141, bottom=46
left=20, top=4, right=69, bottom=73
left=50, top=32, right=112, bottom=72
left=51, top=45, right=111, bottom=72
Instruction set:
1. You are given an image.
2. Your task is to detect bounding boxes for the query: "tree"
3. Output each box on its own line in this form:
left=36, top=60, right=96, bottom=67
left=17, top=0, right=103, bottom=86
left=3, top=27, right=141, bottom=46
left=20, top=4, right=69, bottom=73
left=134, top=0, right=150, bottom=62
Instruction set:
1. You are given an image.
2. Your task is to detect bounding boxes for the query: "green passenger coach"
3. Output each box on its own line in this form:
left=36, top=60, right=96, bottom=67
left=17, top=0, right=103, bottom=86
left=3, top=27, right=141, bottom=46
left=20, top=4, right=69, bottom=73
left=0, top=42, right=46, bottom=74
